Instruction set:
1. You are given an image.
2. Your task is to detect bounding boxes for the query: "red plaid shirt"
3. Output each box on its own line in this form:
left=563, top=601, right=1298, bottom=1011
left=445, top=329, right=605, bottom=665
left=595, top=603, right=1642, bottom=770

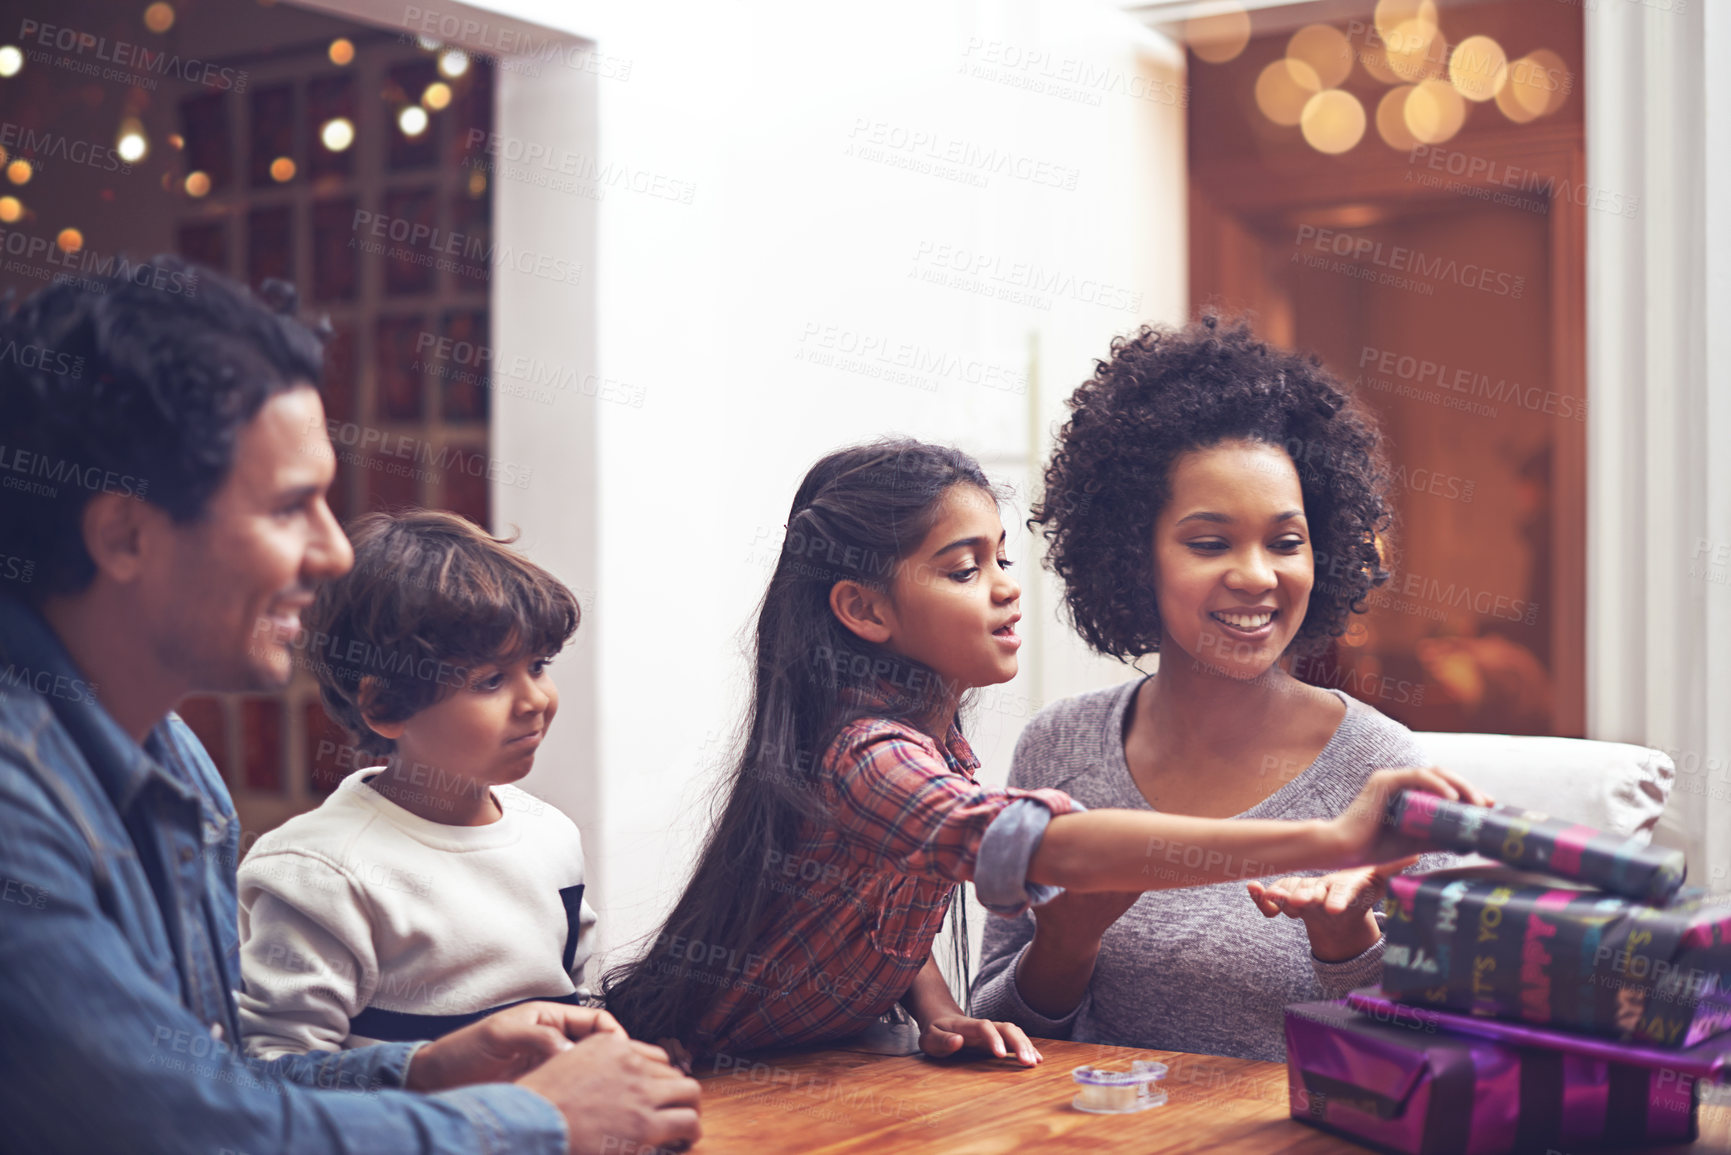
left=691, top=713, right=1078, bottom=1054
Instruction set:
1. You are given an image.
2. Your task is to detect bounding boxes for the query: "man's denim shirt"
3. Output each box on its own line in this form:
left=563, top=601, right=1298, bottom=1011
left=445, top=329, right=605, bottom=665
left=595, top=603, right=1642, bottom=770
left=0, top=596, right=567, bottom=1154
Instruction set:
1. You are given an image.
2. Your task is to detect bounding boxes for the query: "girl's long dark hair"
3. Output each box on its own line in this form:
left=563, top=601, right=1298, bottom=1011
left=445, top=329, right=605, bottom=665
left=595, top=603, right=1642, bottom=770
left=602, top=438, right=994, bottom=1051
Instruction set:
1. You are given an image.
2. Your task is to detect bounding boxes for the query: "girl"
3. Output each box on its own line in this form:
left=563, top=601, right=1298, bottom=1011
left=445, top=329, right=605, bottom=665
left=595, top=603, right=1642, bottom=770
left=603, top=438, right=1482, bottom=1064
left=969, top=315, right=1460, bottom=1061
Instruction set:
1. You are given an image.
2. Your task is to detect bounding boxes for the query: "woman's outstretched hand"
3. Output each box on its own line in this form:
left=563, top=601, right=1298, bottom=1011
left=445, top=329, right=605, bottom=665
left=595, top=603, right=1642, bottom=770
left=1325, top=766, right=1491, bottom=869
left=1247, top=856, right=1418, bottom=962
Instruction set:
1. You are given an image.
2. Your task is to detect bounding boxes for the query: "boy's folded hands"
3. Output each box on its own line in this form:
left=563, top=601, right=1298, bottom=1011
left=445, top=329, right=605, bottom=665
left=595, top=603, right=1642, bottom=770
left=518, top=1031, right=704, bottom=1155
left=405, top=1003, right=627, bottom=1091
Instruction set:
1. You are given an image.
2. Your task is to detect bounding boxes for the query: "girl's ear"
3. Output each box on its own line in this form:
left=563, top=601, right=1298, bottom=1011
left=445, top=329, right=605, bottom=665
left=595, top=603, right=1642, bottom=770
left=357, top=677, right=407, bottom=740
left=829, top=580, right=894, bottom=645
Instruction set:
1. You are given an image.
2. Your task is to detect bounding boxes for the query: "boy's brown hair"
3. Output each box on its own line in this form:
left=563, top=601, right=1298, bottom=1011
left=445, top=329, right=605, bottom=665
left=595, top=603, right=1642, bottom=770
left=306, top=509, right=579, bottom=761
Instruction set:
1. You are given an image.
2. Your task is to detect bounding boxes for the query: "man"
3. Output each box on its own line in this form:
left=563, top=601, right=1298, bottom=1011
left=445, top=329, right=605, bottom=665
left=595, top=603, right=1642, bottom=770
left=0, top=258, right=700, bottom=1154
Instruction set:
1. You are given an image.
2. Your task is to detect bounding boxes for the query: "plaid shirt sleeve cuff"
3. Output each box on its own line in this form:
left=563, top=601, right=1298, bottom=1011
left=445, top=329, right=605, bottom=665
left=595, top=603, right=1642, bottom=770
left=975, top=796, right=1088, bottom=916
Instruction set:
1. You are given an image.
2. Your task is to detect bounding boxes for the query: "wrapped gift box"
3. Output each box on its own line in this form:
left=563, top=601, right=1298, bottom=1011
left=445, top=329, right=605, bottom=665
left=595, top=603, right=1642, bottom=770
left=1387, top=791, right=1686, bottom=902
left=1285, top=999, right=1713, bottom=1153
left=1382, top=866, right=1731, bottom=1048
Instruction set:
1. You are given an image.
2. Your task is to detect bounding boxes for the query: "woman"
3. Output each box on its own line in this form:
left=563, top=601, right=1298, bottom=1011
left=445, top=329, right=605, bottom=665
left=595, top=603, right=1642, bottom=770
left=968, top=315, right=1450, bottom=1062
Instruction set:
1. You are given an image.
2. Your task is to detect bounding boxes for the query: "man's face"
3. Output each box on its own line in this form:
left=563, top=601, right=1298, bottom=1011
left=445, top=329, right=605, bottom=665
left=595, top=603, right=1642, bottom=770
left=144, top=386, right=353, bottom=692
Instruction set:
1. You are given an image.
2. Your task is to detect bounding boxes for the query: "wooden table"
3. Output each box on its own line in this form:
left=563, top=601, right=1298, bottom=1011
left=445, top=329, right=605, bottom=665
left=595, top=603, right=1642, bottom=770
left=694, top=1037, right=1731, bottom=1153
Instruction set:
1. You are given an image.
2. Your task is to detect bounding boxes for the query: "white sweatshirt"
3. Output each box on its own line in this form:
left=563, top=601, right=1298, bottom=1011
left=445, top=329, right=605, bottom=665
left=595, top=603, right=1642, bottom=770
left=236, top=767, right=597, bottom=1058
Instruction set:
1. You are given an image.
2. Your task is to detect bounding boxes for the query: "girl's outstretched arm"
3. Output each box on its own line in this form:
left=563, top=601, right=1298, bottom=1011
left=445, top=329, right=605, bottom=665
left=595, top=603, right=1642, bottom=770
left=1028, top=767, right=1487, bottom=893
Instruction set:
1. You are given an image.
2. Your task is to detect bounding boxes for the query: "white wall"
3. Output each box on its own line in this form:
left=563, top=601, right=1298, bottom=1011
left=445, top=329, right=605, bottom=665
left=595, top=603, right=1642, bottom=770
left=298, top=0, right=1187, bottom=963
left=574, top=0, right=1188, bottom=963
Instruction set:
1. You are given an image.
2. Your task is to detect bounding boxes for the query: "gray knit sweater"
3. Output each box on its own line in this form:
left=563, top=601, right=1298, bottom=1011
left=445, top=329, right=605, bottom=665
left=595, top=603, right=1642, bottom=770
left=967, top=676, right=1444, bottom=1062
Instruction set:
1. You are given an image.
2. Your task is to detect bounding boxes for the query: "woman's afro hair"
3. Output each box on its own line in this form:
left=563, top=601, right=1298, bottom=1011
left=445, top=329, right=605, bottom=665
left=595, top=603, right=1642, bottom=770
left=1031, top=313, right=1394, bottom=661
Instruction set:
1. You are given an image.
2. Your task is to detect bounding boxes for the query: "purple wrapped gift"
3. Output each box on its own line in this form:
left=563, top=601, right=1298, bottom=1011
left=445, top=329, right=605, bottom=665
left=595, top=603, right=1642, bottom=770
left=1387, top=790, right=1687, bottom=903
left=1383, top=866, right=1731, bottom=1048
left=1285, top=1000, right=1712, bottom=1153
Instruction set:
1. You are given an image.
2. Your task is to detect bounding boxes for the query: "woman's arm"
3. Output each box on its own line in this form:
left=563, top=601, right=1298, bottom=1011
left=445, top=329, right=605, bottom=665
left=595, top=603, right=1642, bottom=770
left=1028, top=767, right=1485, bottom=892
left=1012, top=890, right=1140, bottom=1018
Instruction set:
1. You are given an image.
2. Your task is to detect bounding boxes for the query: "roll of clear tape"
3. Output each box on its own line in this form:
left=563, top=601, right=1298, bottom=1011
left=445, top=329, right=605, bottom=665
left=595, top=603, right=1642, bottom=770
left=1070, top=1059, right=1168, bottom=1114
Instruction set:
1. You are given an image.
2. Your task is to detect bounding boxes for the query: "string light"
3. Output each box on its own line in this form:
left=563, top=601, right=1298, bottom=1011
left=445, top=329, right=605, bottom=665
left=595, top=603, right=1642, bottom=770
left=1376, top=86, right=1419, bottom=150
left=117, top=119, right=148, bottom=163
left=1287, top=25, right=1353, bottom=90
left=1187, top=5, right=1251, bottom=65
left=1255, top=59, right=1321, bottom=127
left=320, top=118, right=355, bottom=151
left=1300, top=89, right=1366, bottom=154
left=1405, top=77, right=1466, bottom=144
left=1448, top=35, right=1508, bottom=103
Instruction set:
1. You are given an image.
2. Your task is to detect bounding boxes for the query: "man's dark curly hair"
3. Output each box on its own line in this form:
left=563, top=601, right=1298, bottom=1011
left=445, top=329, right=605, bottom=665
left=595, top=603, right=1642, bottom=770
left=0, top=255, right=326, bottom=604
left=1032, top=314, right=1393, bottom=661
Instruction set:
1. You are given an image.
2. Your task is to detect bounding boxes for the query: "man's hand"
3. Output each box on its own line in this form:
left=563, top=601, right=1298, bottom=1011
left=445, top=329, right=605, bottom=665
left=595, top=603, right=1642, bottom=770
left=1247, top=857, right=1418, bottom=962
left=517, top=1032, right=702, bottom=1155
left=406, top=1003, right=624, bottom=1091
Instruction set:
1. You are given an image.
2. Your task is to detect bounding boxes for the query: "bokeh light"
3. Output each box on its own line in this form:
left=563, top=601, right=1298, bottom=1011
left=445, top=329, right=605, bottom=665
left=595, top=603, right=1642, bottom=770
left=1288, top=25, right=1353, bottom=91
left=328, top=38, right=355, bottom=66
left=1301, top=89, right=1366, bottom=154
left=1387, top=19, right=1443, bottom=83
left=1187, top=5, right=1252, bottom=65
left=1255, top=59, right=1322, bottom=127
left=1449, top=35, right=1508, bottom=103
left=320, top=117, right=355, bottom=151
left=1374, top=0, right=1437, bottom=40
left=0, top=46, right=22, bottom=77
left=269, top=156, right=295, bottom=182
left=6, top=158, right=31, bottom=185
left=1405, top=77, right=1467, bottom=144
left=183, top=171, right=211, bottom=197
left=1376, top=86, right=1420, bottom=150
left=438, top=49, right=470, bottom=78
left=1505, top=50, right=1570, bottom=118
left=422, top=82, right=452, bottom=111
left=117, top=120, right=148, bottom=163
left=398, top=106, right=429, bottom=137
left=143, top=3, right=175, bottom=33
left=0, top=196, right=21, bottom=223
left=56, top=228, right=83, bottom=253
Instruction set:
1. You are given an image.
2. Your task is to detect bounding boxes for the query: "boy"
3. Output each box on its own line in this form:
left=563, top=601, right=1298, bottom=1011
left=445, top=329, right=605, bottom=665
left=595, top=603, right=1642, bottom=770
left=239, top=509, right=599, bottom=1058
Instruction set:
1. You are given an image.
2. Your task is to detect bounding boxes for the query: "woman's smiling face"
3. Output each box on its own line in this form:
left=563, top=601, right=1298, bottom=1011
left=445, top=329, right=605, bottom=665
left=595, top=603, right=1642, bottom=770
left=1152, top=439, right=1314, bottom=679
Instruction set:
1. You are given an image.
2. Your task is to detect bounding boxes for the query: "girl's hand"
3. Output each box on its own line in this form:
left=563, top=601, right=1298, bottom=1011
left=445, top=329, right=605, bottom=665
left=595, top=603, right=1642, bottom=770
left=918, top=1014, right=1043, bottom=1067
left=1327, top=767, right=1490, bottom=868
left=1247, top=857, right=1418, bottom=962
